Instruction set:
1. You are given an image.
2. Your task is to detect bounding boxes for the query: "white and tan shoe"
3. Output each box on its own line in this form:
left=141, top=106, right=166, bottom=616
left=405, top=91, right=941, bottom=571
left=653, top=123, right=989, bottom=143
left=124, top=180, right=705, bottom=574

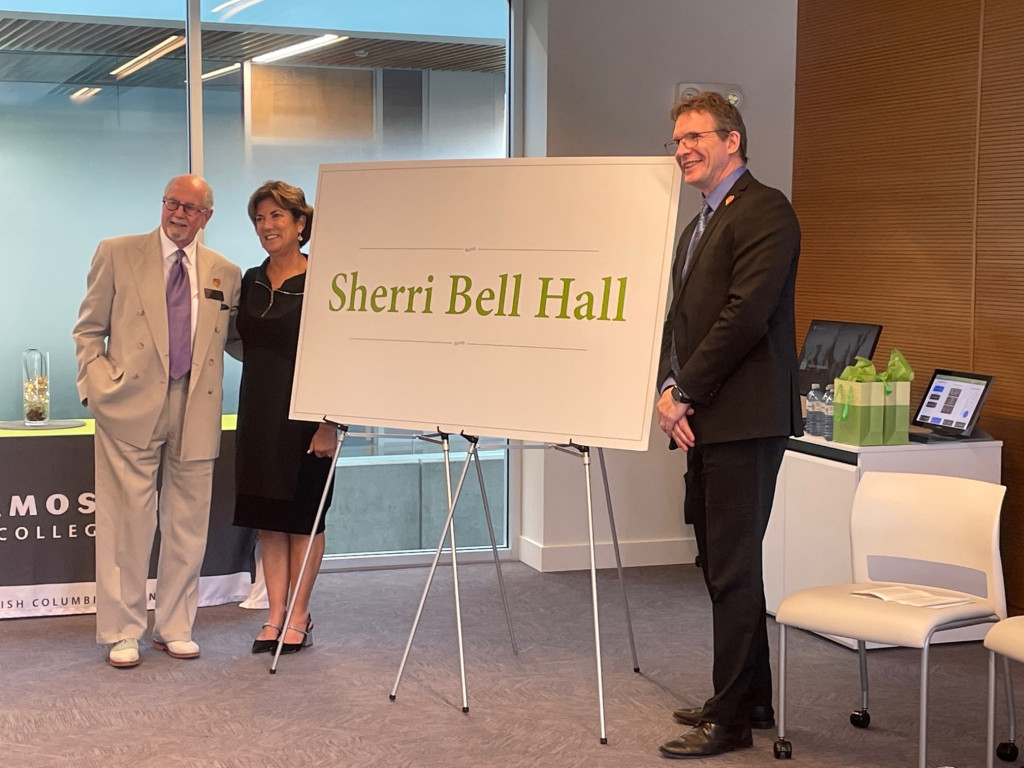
left=152, top=639, right=200, bottom=659
left=108, top=638, right=141, bottom=668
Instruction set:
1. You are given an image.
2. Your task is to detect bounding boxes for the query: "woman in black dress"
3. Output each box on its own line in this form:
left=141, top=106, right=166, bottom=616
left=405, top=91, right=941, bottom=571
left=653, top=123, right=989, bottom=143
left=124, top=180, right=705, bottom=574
left=233, top=180, right=337, bottom=654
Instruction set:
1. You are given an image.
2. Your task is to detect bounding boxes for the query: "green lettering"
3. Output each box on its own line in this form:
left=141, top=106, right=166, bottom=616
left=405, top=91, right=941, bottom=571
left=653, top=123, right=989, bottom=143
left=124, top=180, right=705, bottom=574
left=388, top=285, right=407, bottom=313
left=348, top=270, right=367, bottom=311
left=536, top=277, right=572, bottom=319
left=448, top=275, right=472, bottom=315
left=406, top=286, right=422, bottom=313
left=612, top=277, right=627, bottom=321
left=329, top=273, right=347, bottom=311
left=573, top=290, right=596, bottom=320
left=476, top=287, right=495, bottom=316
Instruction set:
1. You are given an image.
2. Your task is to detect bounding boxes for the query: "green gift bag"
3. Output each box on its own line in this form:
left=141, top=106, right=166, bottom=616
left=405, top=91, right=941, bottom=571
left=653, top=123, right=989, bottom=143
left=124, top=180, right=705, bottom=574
left=833, top=378, right=885, bottom=446
left=880, top=349, right=914, bottom=446
left=882, top=381, right=911, bottom=445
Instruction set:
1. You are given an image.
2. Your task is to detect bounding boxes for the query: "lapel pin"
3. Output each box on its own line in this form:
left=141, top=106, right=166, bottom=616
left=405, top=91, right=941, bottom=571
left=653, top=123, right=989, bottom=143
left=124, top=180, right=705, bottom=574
left=212, top=278, right=221, bottom=287
left=725, top=195, right=735, bottom=206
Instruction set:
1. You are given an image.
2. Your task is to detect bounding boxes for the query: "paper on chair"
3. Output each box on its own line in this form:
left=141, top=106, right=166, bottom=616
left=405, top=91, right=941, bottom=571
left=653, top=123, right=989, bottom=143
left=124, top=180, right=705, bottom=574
left=851, top=586, right=973, bottom=609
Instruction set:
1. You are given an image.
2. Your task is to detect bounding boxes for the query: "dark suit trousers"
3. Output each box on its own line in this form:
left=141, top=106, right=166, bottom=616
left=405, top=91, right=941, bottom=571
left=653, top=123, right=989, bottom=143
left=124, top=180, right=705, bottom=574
left=685, top=435, right=788, bottom=726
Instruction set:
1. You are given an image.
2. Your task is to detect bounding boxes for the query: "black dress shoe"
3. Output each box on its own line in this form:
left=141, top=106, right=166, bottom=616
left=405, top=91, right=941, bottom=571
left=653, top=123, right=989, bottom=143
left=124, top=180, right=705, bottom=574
left=251, top=623, right=282, bottom=654
left=672, top=704, right=775, bottom=729
left=659, top=721, right=753, bottom=759
left=280, top=615, right=313, bottom=655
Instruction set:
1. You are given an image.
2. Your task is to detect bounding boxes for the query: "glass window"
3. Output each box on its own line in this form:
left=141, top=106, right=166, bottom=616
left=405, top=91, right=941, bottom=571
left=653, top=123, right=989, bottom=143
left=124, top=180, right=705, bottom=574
left=0, top=1, right=510, bottom=564
left=0, top=7, right=188, bottom=423
left=199, top=1, right=509, bottom=564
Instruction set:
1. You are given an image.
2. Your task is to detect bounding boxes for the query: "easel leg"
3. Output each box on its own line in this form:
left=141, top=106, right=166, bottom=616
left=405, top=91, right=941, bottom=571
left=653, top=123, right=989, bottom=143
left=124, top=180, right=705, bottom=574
left=596, top=448, right=639, bottom=673
left=444, top=436, right=470, bottom=713
left=390, top=434, right=475, bottom=712
left=472, top=445, right=518, bottom=655
left=270, top=425, right=347, bottom=674
left=582, top=447, right=608, bottom=744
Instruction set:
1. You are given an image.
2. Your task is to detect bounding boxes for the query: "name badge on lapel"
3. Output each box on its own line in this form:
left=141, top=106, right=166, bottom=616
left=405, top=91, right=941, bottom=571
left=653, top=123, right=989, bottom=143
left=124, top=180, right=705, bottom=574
left=205, top=288, right=225, bottom=301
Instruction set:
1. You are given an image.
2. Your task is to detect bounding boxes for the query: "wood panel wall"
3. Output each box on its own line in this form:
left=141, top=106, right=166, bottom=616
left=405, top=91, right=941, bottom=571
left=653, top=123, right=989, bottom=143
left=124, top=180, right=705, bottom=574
left=793, top=0, right=1024, bottom=612
left=250, top=65, right=373, bottom=141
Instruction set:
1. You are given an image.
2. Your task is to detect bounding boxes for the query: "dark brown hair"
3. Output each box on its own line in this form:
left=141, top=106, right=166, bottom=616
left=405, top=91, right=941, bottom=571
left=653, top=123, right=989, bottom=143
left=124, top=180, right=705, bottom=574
left=669, top=91, right=748, bottom=163
left=247, top=180, right=314, bottom=244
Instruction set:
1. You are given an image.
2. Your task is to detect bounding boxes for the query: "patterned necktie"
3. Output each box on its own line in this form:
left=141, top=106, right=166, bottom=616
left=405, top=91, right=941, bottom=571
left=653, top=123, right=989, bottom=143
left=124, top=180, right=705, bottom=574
left=670, top=202, right=713, bottom=374
left=681, top=201, right=711, bottom=280
left=166, top=249, right=192, bottom=380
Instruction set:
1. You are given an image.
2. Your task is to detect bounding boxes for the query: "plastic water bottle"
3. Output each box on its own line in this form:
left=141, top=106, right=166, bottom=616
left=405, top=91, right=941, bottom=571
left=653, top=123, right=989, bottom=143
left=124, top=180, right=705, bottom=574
left=822, top=384, right=834, bottom=441
left=805, top=383, right=822, bottom=437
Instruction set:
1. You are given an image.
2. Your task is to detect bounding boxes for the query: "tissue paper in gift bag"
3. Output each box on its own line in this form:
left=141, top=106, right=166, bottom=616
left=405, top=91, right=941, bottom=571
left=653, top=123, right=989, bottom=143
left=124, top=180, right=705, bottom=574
left=880, top=349, right=914, bottom=446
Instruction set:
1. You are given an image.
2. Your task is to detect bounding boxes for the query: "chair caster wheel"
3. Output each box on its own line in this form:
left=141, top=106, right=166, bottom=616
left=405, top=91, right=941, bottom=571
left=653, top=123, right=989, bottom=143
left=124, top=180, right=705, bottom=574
left=773, top=739, right=792, bottom=759
left=996, top=741, right=1019, bottom=762
left=850, top=709, right=870, bottom=728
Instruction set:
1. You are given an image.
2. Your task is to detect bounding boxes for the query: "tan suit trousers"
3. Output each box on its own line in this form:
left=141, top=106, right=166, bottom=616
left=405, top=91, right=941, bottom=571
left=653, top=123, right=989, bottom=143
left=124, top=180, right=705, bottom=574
left=94, top=376, right=214, bottom=645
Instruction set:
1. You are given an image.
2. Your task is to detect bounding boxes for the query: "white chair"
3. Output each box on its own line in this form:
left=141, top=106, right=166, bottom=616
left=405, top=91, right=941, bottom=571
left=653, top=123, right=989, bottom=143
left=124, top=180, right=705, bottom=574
left=773, top=471, right=1007, bottom=768
left=985, top=616, right=1024, bottom=767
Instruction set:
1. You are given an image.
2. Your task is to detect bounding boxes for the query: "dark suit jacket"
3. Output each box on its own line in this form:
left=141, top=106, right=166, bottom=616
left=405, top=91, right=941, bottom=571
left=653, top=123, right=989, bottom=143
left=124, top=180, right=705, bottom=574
left=658, top=170, right=802, bottom=446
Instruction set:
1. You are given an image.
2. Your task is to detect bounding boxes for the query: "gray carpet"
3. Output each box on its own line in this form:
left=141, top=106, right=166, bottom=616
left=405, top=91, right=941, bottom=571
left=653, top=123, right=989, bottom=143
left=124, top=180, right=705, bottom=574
left=0, top=563, right=1008, bottom=767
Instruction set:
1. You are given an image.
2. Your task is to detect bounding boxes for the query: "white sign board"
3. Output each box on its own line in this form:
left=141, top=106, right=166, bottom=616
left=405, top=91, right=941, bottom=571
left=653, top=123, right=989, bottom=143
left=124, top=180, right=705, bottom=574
left=292, top=157, right=681, bottom=450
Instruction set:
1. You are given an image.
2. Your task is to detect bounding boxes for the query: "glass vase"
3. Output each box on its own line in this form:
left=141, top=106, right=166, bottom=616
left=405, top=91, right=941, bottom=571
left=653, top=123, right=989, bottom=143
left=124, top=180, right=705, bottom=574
left=23, top=348, right=50, bottom=426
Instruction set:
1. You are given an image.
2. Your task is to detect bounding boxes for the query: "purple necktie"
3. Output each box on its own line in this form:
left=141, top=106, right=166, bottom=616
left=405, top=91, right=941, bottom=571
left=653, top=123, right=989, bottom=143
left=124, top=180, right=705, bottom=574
left=167, top=249, right=192, bottom=380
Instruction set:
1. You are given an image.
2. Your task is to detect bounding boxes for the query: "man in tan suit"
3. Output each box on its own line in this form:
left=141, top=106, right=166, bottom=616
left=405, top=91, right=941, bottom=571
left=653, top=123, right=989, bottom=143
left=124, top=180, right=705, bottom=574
left=73, top=175, right=242, bottom=668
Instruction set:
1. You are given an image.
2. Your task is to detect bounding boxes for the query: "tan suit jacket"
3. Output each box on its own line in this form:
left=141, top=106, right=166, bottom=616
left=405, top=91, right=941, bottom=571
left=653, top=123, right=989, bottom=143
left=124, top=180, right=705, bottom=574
left=73, top=229, right=241, bottom=460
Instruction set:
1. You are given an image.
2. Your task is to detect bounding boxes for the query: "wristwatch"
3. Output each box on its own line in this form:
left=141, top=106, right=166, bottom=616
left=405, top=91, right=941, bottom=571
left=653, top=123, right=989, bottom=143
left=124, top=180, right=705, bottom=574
left=670, top=385, right=692, bottom=405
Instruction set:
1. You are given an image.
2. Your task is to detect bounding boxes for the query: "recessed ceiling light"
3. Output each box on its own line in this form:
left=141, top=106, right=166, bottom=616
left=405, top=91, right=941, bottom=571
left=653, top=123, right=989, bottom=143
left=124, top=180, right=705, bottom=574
left=110, top=35, right=186, bottom=79
left=200, top=63, right=242, bottom=81
left=70, top=87, right=101, bottom=103
left=252, top=34, right=348, bottom=64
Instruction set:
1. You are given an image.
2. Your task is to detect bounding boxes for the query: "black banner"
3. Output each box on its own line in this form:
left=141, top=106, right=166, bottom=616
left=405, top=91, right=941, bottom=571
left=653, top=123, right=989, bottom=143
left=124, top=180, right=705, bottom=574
left=0, top=428, right=254, bottom=611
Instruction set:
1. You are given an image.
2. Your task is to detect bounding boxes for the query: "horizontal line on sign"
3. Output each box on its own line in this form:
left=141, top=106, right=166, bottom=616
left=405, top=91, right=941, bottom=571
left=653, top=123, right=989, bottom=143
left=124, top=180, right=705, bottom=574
left=349, top=337, right=584, bottom=352
left=357, top=247, right=600, bottom=253
left=486, top=248, right=599, bottom=253
left=351, top=337, right=451, bottom=345
left=467, top=342, right=585, bottom=351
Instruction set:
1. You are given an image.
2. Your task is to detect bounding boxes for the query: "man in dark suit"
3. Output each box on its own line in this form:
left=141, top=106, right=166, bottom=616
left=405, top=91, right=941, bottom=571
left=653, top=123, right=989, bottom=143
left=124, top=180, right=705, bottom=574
left=655, top=92, right=801, bottom=758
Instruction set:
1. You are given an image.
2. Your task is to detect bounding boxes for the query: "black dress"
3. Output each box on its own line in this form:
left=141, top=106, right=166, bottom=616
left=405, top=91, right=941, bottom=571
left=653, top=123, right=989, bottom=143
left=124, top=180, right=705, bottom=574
left=233, top=258, right=333, bottom=534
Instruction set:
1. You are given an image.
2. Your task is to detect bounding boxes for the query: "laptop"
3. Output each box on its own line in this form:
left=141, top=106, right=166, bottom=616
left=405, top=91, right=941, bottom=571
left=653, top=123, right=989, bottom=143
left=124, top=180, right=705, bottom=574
left=908, top=369, right=994, bottom=442
left=797, top=319, right=882, bottom=396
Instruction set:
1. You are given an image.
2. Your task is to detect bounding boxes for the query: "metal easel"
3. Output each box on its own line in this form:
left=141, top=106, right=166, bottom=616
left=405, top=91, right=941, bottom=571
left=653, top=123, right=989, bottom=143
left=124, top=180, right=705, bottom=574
left=390, top=436, right=639, bottom=743
left=389, top=431, right=518, bottom=712
left=551, top=442, right=640, bottom=743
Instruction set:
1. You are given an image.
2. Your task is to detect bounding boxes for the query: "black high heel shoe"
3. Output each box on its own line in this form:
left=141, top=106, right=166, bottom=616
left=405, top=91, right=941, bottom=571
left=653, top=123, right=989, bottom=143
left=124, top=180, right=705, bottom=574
left=251, top=623, right=282, bottom=654
left=280, top=615, right=313, bottom=655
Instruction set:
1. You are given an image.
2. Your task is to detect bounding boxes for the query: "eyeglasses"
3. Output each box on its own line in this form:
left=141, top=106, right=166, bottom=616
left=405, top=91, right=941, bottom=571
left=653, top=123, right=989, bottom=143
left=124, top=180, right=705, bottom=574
left=664, top=130, right=727, bottom=154
left=162, top=197, right=208, bottom=217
